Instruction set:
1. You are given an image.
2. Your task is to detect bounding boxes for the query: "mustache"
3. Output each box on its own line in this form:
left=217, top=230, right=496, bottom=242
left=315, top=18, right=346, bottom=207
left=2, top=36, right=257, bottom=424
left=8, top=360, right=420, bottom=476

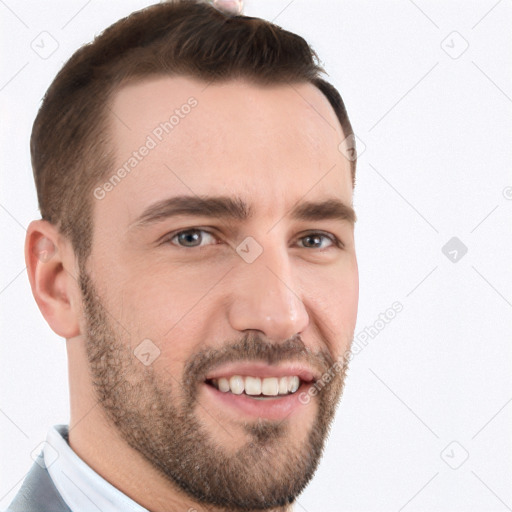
left=182, top=332, right=335, bottom=388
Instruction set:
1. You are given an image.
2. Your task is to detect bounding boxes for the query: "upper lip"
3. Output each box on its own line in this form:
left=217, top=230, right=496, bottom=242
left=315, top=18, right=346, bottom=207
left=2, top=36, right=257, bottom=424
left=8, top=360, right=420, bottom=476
left=204, top=361, right=319, bottom=382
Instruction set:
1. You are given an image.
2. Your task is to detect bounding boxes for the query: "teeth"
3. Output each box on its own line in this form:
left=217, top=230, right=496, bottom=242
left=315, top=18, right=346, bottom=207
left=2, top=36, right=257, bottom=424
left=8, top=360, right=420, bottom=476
left=261, top=377, right=279, bottom=396
left=229, top=375, right=244, bottom=395
left=278, top=377, right=289, bottom=395
left=288, top=376, right=300, bottom=393
left=218, top=377, right=230, bottom=392
left=211, top=375, right=302, bottom=396
left=245, top=376, right=262, bottom=395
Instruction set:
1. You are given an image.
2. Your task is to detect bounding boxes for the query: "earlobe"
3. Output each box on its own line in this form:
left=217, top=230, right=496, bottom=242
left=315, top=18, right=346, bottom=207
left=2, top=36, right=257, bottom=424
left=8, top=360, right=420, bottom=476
left=25, top=219, right=81, bottom=339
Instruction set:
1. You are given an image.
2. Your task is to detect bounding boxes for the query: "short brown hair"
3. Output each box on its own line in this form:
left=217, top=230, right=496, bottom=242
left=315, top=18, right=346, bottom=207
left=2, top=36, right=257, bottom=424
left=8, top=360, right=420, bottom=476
left=31, top=0, right=356, bottom=267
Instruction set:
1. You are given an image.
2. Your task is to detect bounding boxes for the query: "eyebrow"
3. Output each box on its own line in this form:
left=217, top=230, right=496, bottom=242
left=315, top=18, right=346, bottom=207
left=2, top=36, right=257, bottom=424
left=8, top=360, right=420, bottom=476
left=129, top=194, right=357, bottom=230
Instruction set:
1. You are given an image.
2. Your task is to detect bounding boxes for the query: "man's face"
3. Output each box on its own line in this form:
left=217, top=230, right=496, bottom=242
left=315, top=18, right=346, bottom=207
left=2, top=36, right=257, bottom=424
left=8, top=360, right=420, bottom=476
left=79, top=76, right=358, bottom=509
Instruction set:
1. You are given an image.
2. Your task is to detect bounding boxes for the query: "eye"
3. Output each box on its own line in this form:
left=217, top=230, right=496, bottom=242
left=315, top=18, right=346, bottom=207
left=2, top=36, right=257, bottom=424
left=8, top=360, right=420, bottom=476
left=162, top=228, right=343, bottom=250
left=166, top=228, right=219, bottom=248
left=296, top=232, right=343, bottom=250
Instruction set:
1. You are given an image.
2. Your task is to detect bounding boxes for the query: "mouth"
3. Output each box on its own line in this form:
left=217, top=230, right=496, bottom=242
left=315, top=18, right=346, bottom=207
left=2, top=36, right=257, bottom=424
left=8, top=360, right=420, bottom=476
left=205, top=375, right=305, bottom=399
left=201, top=362, right=318, bottom=419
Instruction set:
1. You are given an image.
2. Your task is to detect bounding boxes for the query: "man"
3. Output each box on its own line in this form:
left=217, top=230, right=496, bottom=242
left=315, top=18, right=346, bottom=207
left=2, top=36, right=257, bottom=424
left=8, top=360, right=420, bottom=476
left=8, top=0, right=359, bottom=510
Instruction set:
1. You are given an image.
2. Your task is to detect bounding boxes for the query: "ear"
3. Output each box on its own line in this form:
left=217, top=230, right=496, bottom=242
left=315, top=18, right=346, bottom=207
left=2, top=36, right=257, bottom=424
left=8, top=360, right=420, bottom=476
left=25, top=219, right=82, bottom=339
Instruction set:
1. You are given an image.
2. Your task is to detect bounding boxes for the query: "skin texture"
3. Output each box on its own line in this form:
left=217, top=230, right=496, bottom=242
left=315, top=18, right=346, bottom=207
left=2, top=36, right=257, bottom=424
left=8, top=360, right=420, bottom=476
left=25, top=76, right=359, bottom=512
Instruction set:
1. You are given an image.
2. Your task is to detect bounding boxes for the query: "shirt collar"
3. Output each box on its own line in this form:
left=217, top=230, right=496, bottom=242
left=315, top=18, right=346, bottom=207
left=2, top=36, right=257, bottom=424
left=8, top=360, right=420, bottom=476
left=44, top=424, right=149, bottom=512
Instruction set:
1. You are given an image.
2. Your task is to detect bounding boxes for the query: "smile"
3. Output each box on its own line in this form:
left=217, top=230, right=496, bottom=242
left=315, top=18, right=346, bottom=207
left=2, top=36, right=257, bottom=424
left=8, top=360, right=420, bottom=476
left=202, top=362, right=318, bottom=419
left=207, top=375, right=301, bottom=398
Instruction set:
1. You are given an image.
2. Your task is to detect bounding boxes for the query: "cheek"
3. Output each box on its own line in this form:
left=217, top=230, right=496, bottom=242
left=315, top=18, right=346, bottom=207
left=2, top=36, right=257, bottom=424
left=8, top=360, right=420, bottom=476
left=113, top=263, right=215, bottom=360
left=343, top=258, right=359, bottom=324
left=308, top=258, right=359, bottom=338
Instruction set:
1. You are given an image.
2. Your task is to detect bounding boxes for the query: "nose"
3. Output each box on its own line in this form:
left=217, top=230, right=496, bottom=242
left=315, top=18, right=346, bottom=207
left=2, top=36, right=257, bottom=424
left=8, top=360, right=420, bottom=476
left=227, top=241, right=309, bottom=342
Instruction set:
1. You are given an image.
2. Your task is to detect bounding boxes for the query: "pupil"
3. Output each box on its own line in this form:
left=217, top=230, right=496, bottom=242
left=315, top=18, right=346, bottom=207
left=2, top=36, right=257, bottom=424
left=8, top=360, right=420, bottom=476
left=179, top=230, right=201, bottom=246
left=304, top=235, right=320, bottom=248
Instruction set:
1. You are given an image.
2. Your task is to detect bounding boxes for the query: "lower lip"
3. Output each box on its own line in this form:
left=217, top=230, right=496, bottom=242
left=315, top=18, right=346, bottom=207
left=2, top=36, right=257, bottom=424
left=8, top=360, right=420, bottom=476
left=201, top=381, right=313, bottom=421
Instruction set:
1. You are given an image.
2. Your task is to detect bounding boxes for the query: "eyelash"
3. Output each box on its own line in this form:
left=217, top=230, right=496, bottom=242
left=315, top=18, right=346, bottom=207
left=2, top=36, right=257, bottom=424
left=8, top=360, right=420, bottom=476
left=162, top=228, right=344, bottom=251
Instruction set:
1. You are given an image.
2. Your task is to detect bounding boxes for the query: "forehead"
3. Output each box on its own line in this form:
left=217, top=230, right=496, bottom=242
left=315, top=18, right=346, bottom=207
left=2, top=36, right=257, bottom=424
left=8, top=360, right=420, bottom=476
left=98, top=76, right=352, bottom=230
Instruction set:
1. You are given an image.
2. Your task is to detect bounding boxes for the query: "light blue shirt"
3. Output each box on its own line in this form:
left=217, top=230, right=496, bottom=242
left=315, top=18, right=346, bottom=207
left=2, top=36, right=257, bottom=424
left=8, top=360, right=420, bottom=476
left=44, top=424, right=149, bottom=512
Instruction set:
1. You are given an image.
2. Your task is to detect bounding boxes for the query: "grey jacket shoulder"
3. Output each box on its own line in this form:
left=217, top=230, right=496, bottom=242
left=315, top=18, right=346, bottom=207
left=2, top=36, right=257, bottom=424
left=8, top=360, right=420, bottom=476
left=5, top=451, right=71, bottom=512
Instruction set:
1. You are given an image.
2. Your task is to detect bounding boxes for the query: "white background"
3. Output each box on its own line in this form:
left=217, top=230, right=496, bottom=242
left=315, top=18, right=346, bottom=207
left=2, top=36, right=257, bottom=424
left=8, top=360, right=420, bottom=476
left=1, top=1, right=511, bottom=511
